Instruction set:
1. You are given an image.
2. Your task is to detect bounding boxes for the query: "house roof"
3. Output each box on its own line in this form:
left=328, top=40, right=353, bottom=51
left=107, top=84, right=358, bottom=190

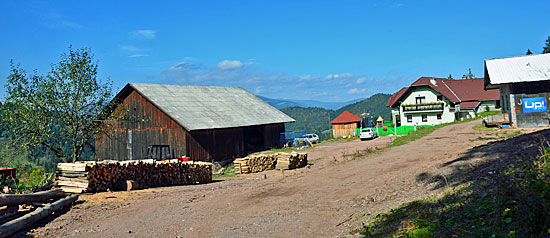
left=117, top=83, right=295, bottom=131
left=459, top=101, right=481, bottom=109
left=485, top=53, right=550, bottom=89
left=330, top=110, right=362, bottom=124
left=387, top=77, right=500, bottom=107
left=445, top=78, right=500, bottom=101
left=386, top=87, right=409, bottom=107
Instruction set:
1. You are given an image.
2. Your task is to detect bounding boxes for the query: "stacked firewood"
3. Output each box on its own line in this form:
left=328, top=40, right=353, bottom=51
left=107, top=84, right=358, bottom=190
left=56, top=160, right=212, bottom=193
left=235, top=152, right=308, bottom=174
left=276, top=152, right=308, bottom=170
left=234, top=154, right=278, bottom=174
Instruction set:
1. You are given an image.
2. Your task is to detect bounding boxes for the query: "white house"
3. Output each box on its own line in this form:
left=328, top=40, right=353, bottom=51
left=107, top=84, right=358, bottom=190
left=387, top=77, right=500, bottom=126
left=485, top=53, right=550, bottom=127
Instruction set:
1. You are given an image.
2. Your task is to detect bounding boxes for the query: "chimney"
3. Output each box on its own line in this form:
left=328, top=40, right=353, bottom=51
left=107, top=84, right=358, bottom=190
left=430, top=78, right=437, bottom=86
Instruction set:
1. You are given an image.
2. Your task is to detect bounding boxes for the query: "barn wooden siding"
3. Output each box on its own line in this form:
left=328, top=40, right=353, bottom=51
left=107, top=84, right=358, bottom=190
left=96, top=88, right=287, bottom=162
left=95, top=90, right=190, bottom=161
left=332, top=122, right=360, bottom=138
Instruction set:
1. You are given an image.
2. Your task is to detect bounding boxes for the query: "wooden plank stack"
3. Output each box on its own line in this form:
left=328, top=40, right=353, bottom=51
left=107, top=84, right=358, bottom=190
left=235, top=152, right=308, bottom=174
left=234, top=154, right=278, bottom=174
left=276, top=152, right=308, bottom=170
left=56, top=160, right=212, bottom=193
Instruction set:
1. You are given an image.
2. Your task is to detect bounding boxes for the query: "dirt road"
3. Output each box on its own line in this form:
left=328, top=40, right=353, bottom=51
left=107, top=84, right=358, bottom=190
left=27, top=120, right=526, bottom=237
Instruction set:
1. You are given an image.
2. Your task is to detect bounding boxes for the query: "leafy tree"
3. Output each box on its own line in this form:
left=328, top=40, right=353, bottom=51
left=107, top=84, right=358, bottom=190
left=3, top=47, right=114, bottom=163
left=466, top=68, right=475, bottom=79
left=526, top=49, right=533, bottom=55
left=544, top=36, right=550, bottom=54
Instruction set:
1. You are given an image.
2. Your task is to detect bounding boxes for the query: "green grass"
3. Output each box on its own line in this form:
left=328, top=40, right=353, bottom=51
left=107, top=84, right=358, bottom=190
left=479, top=109, right=502, bottom=117
left=360, top=140, right=550, bottom=237
left=268, top=147, right=302, bottom=153
left=472, top=123, right=499, bottom=132
left=212, top=163, right=237, bottom=180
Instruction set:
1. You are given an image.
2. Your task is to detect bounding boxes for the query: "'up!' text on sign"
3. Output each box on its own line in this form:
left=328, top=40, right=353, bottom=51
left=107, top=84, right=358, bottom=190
left=522, top=97, right=547, bottom=113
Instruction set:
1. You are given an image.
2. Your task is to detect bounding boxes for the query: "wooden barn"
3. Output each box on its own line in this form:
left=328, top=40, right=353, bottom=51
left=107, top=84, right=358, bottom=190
left=95, top=83, right=295, bottom=162
left=331, top=110, right=362, bottom=138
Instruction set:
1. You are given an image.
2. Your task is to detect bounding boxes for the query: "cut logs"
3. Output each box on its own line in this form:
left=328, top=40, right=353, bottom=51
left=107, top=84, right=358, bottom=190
left=56, top=160, right=213, bottom=193
left=235, top=152, right=308, bottom=174
left=277, top=152, right=308, bottom=170
left=0, top=194, right=78, bottom=238
left=0, top=189, right=67, bottom=206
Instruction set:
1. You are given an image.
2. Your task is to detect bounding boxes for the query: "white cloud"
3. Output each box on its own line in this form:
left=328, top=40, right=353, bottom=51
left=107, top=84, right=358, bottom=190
left=255, top=86, right=263, bottom=94
left=391, top=3, right=404, bottom=8
left=356, top=77, right=367, bottom=84
left=165, top=61, right=199, bottom=72
left=128, top=54, right=149, bottom=58
left=217, top=60, right=244, bottom=70
left=326, top=73, right=354, bottom=79
left=347, top=88, right=366, bottom=94
left=120, top=45, right=141, bottom=53
left=161, top=60, right=401, bottom=101
left=129, top=30, right=157, bottom=40
left=299, top=74, right=312, bottom=80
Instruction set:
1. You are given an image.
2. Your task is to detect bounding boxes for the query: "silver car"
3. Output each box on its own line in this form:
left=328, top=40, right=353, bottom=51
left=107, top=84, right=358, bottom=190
left=360, top=128, right=378, bottom=140
left=305, top=134, right=319, bottom=143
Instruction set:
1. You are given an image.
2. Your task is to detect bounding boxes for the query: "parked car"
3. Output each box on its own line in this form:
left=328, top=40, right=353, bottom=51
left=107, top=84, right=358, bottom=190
left=360, top=128, right=378, bottom=140
left=305, top=134, right=319, bottom=143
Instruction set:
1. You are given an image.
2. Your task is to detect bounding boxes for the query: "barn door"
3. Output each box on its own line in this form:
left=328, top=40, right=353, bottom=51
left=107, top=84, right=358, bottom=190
left=127, top=130, right=133, bottom=161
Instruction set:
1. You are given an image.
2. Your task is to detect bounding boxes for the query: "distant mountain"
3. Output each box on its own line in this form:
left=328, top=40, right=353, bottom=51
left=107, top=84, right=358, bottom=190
left=336, top=93, right=392, bottom=120
left=280, top=93, right=392, bottom=141
left=256, top=96, right=303, bottom=109
left=257, top=95, right=365, bottom=110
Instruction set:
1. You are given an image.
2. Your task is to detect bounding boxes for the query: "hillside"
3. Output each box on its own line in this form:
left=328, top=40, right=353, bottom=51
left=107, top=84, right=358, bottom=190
left=281, top=93, right=392, bottom=140
left=257, top=95, right=365, bottom=110
left=336, top=93, right=392, bottom=120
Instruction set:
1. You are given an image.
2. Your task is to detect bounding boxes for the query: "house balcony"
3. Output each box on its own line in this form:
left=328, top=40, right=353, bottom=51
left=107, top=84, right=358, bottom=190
left=402, top=102, right=444, bottom=112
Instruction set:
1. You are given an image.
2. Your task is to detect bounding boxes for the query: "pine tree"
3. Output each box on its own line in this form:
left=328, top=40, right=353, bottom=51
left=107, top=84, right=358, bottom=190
left=526, top=49, right=533, bottom=55
left=466, top=68, right=475, bottom=79
left=544, top=36, right=550, bottom=54
left=447, top=74, right=454, bottom=80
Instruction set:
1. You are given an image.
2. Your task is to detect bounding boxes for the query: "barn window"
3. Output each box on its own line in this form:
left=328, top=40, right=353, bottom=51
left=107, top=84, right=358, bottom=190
left=422, top=114, right=428, bottom=122
left=437, top=114, right=442, bottom=120
left=407, top=115, right=412, bottom=122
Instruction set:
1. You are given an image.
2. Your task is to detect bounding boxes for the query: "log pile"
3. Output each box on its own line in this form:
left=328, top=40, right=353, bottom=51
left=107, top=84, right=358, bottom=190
left=0, top=189, right=77, bottom=238
left=276, top=152, right=308, bottom=170
left=56, top=160, right=213, bottom=193
left=234, top=154, right=278, bottom=174
left=235, top=152, right=308, bottom=174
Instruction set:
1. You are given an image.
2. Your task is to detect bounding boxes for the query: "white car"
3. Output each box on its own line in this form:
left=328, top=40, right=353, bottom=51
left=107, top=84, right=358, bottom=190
left=305, top=134, right=319, bottom=143
left=360, top=128, right=378, bottom=140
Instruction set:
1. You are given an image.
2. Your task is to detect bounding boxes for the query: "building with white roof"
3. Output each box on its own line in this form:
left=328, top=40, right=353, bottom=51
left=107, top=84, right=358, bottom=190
left=484, top=53, right=550, bottom=127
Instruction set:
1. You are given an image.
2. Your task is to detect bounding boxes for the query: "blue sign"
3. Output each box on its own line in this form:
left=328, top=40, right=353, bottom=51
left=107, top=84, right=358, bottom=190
left=523, top=97, right=547, bottom=113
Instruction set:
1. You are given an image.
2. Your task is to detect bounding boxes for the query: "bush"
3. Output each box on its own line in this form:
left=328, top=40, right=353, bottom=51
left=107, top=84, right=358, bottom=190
left=1, top=167, right=55, bottom=192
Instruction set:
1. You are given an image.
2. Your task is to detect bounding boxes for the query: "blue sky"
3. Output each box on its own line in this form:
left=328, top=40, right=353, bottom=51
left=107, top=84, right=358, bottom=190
left=1, top=1, right=549, bottom=102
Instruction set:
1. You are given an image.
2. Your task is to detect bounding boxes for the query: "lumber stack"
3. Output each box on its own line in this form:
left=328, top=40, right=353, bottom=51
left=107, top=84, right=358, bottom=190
left=56, top=162, right=93, bottom=194
left=276, top=152, right=308, bottom=170
left=56, top=160, right=212, bottom=193
left=235, top=152, right=308, bottom=174
left=234, top=154, right=278, bottom=174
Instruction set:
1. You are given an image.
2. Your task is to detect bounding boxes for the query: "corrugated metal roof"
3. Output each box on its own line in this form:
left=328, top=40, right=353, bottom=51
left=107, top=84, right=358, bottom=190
left=128, top=83, right=295, bottom=131
left=485, top=53, right=550, bottom=86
